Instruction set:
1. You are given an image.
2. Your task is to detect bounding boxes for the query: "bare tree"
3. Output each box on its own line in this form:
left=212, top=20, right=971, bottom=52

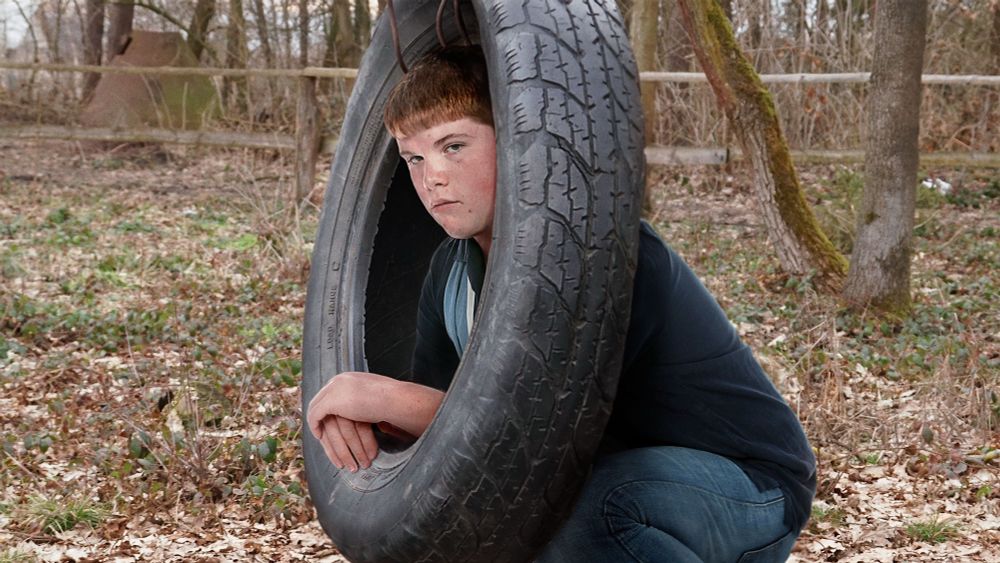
left=674, top=0, right=847, bottom=289
left=106, top=0, right=133, bottom=57
left=842, top=0, right=929, bottom=313
left=82, top=0, right=105, bottom=101
left=187, top=0, right=216, bottom=62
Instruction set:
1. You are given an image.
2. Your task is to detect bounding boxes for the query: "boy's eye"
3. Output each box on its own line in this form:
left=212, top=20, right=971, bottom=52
left=444, top=143, right=463, bottom=153
left=405, top=155, right=423, bottom=165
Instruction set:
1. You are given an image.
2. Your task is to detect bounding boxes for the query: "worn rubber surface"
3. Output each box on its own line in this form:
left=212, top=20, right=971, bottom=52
left=301, top=1, right=645, bottom=561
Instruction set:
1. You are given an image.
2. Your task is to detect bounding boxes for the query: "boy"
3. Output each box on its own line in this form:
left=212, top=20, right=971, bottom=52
left=307, top=47, right=815, bottom=562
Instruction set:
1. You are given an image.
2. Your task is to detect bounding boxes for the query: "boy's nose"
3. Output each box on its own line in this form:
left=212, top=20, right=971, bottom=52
left=423, top=161, right=448, bottom=190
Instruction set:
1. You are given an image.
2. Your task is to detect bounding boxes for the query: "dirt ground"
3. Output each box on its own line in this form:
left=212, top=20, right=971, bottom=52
left=1, top=140, right=997, bottom=562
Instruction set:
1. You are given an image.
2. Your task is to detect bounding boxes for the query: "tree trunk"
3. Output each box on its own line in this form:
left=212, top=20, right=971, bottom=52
left=322, top=0, right=359, bottom=95
left=281, top=0, right=294, bottom=66
left=323, top=4, right=337, bottom=68
left=38, top=3, right=57, bottom=60
left=631, top=0, right=659, bottom=146
left=630, top=0, right=659, bottom=212
left=675, top=0, right=848, bottom=290
left=664, top=0, right=690, bottom=72
left=106, top=0, right=133, bottom=57
left=717, top=0, right=732, bottom=20
left=355, top=0, right=371, bottom=50
left=82, top=0, right=105, bottom=102
left=52, top=0, right=65, bottom=63
left=618, top=0, right=634, bottom=30
left=223, top=0, right=249, bottom=112
left=251, top=0, right=275, bottom=68
left=187, top=0, right=216, bottom=62
left=842, top=0, right=928, bottom=313
left=299, top=0, right=309, bottom=67
left=334, top=0, right=359, bottom=66
left=992, top=2, right=1000, bottom=73
left=250, top=0, right=277, bottom=116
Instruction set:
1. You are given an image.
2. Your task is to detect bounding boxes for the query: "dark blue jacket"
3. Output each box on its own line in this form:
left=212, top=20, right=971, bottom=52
left=411, top=221, right=816, bottom=531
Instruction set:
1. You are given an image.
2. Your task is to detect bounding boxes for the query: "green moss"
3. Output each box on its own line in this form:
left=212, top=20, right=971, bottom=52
left=696, top=0, right=848, bottom=289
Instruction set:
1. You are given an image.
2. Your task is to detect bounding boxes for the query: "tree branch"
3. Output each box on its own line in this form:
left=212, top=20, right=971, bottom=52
left=110, top=0, right=189, bottom=36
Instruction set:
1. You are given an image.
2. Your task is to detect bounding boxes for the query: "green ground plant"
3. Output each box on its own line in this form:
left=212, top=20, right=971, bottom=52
left=16, top=496, right=107, bottom=535
left=905, top=516, right=960, bottom=544
left=0, top=548, right=37, bottom=563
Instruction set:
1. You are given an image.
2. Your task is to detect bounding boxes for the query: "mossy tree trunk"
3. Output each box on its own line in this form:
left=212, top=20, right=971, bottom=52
left=675, top=0, right=848, bottom=290
left=842, top=0, right=928, bottom=313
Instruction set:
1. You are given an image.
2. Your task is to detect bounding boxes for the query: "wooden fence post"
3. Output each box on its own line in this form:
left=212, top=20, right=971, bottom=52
left=295, top=76, right=320, bottom=203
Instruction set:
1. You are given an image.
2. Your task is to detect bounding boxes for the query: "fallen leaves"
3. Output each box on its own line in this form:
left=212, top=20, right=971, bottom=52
left=3, top=141, right=998, bottom=561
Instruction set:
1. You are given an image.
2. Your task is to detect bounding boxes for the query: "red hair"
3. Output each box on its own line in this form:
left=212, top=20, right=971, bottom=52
left=383, top=46, right=493, bottom=137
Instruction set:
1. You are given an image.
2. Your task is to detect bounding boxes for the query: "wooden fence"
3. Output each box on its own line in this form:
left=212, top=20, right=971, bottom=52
left=2, top=61, right=999, bottom=201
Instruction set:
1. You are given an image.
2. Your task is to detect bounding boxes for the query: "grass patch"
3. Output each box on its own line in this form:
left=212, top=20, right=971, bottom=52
left=811, top=503, right=847, bottom=527
left=855, top=452, right=883, bottom=465
left=17, top=495, right=107, bottom=535
left=905, top=516, right=960, bottom=544
left=0, top=548, right=38, bottom=563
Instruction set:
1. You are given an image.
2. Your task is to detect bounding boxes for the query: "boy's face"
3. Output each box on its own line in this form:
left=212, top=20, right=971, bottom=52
left=395, top=117, right=497, bottom=256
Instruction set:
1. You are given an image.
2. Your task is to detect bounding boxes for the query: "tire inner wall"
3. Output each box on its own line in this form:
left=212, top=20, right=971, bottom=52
left=364, top=157, right=446, bottom=380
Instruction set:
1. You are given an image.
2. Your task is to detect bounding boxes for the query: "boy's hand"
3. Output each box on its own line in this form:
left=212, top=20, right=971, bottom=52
left=307, top=371, right=387, bottom=471
left=307, top=371, right=444, bottom=472
left=314, top=414, right=379, bottom=472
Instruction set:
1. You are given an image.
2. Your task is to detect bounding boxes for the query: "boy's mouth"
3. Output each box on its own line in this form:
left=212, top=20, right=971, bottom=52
left=431, top=200, right=459, bottom=210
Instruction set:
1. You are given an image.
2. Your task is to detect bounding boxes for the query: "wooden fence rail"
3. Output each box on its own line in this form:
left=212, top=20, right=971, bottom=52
left=2, top=60, right=999, bottom=201
left=6, top=124, right=998, bottom=168
left=3, top=61, right=1000, bottom=85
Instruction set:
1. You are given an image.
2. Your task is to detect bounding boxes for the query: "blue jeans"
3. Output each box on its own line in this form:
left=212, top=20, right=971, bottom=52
left=535, top=447, right=799, bottom=563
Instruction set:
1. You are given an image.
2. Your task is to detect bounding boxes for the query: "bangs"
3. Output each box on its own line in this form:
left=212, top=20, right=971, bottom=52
left=387, top=102, right=491, bottom=138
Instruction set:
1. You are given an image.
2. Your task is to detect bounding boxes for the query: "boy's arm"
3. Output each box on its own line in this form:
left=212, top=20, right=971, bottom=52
left=307, top=371, right=445, bottom=470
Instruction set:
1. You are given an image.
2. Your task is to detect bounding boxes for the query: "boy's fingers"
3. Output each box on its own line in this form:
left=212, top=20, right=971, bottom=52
left=317, top=419, right=344, bottom=469
left=326, top=418, right=356, bottom=471
left=309, top=416, right=322, bottom=441
left=336, top=416, right=368, bottom=470
left=307, top=403, right=327, bottom=441
left=357, top=422, right=379, bottom=462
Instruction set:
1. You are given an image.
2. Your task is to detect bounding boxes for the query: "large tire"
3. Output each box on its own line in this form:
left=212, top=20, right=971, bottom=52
left=301, top=1, right=645, bottom=561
